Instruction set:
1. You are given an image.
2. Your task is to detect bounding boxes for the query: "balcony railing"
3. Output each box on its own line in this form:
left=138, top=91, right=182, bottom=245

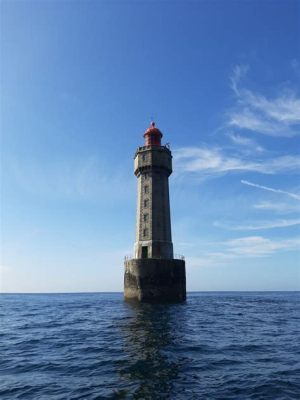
left=135, top=144, right=171, bottom=153
left=174, top=254, right=185, bottom=261
left=124, top=254, right=185, bottom=261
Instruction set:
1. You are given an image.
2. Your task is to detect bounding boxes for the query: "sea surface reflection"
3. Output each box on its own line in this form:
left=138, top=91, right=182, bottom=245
left=118, top=301, right=187, bottom=399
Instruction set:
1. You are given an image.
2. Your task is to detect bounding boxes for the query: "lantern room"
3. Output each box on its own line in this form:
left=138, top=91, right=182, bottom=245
left=143, top=122, right=163, bottom=146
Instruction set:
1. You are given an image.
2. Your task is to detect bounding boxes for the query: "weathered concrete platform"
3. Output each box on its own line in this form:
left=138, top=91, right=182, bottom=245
left=124, top=258, right=186, bottom=303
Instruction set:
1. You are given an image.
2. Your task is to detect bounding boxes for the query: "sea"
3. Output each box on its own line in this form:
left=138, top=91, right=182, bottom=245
left=0, top=292, right=299, bottom=399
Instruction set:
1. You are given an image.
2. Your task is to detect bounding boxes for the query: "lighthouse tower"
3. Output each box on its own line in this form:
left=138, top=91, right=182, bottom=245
left=124, top=122, right=186, bottom=302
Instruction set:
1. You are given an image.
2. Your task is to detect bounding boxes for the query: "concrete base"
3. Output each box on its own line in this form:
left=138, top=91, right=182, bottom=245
left=124, top=258, right=186, bottom=303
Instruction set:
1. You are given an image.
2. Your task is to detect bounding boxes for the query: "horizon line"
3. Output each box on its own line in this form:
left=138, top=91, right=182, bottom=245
left=0, top=290, right=299, bottom=295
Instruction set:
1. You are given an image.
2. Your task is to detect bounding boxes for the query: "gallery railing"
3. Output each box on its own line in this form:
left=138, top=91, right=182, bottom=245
left=124, top=254, right=185, bottom=261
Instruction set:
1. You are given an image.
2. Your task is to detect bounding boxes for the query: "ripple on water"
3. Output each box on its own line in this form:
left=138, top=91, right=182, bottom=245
left=0, top=292, right=299, bottom=399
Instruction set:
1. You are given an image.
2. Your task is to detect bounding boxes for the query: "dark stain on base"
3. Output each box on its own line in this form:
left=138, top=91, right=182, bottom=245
left=124, top=259, right=186, bottom=303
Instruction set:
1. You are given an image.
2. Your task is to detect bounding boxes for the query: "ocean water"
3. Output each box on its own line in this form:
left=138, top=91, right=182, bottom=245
left=0, top=292, right=299, bottom=399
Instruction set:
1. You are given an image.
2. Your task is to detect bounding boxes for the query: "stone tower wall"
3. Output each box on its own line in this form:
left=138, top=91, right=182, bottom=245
left=133, top=146, right=173, bottom=259
left=124, top=258, right=186, bottom=302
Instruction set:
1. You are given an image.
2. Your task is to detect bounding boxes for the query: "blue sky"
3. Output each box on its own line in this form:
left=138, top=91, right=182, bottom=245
left=1, top=0, right=299, bottom=292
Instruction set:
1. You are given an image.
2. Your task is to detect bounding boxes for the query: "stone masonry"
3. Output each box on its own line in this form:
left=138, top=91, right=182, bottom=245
left=124, top=122, right=186, bottom=302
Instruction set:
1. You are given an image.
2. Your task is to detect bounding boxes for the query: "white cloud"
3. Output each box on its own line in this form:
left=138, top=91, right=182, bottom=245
left=241, top=90, right=300, bottom=123
left=227, top=132, right=264, bottom=152
left=241, top=180, right=300, bottom=200
left=228, top=65, right=300, bottom=136
left=253, top=201, right=300, bottom=213
left=187, top=236, right=300, bottom=267
left=226, top=236, right=300, bottom=256
left=230, top=64, right=249, bottom=95
left=173, top=147, right=300, bottom=176
left=229, top=109, right=290, bottom=136
left=220, top=219, right=300, bottom=231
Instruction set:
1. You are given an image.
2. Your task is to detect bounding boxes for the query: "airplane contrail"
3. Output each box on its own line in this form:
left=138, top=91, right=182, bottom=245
left=241, top=180, right=300, bottom=200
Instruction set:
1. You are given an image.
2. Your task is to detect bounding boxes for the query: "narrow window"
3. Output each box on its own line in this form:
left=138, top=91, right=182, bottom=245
left=144, top=199, right=149, bottom=208
left=143, top=228, right=148, bottom=237
left=143, top=213, right=149, bottom=222
left=144, top=173, right=149, bottom=180
left=144, top=185, right=149, bottom=194
left=142, top=154, right=146, bottom=161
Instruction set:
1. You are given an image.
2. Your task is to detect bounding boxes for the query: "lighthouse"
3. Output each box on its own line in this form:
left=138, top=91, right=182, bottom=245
left=124, top=122, right=186, bottom=302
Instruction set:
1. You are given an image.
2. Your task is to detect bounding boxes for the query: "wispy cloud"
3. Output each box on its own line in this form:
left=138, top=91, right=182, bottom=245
left=214, top=218, right=300, bottom=231
left=241, top=180, right=300, bottom=200
left=253, top=201, right=300, bottom=213
left=187, top=236, right=300, bottom=267
left=173, top=147, right=300, bottom=176
left=227, top=132, right=264, bottom=152
left=226, top=236, right=300, bottom=256
left=230, top=64, right=249, bottom=95
left=228, top=64, right=300, bottom=136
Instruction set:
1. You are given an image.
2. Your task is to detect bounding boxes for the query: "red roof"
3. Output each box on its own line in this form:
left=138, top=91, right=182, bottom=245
left=143, top=122, right=163, bottom=138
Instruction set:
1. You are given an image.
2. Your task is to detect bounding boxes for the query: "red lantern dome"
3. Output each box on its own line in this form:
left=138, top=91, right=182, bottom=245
left=143, top=122, right=163, bottom=146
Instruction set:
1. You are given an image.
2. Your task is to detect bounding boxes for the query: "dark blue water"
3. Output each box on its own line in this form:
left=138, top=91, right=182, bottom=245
left=0, top=292, right=299, bottom=399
